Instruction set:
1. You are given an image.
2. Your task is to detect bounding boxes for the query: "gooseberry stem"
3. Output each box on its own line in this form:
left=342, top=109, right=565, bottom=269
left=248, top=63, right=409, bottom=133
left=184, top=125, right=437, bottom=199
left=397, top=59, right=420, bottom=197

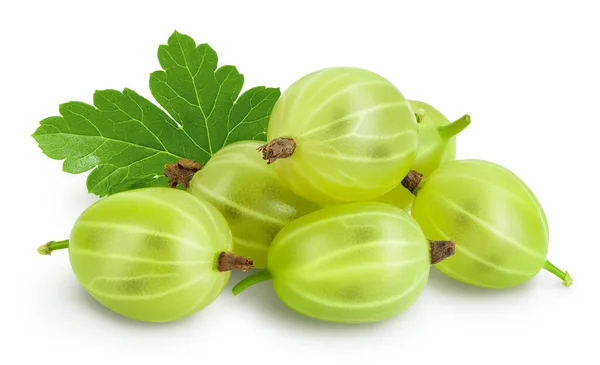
left=257, top=137, right=296, bottom=164
left=429, top=240, right=456, bottom=264
left=217, top=252, right=254, bottom=273
left=38, top=240, right=69, bottom=255
left=232, top=269, right=272, bottom=295
left=401, top=170, right=424, bottom=195
left=164, top=158, right=204, bottom=189
left=543, top=260, right=573, bottom=287
left=438, top=114, right=471, bottom=140
left=414, top=108, right=427, bottom=123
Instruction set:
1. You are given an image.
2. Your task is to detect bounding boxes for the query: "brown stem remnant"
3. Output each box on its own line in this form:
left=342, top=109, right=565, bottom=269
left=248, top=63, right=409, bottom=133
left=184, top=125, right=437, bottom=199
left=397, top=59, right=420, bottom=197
left=165, top=159, right=204, bottom=189
left=257, top=137, right=296, bottom=164
left=414, top=109, right=426, bottom=124
left=429, top=240, right=456, bottom=265
left=401, top=170, right=423, bottom=195
left=218, top=252, right=254, bottom=272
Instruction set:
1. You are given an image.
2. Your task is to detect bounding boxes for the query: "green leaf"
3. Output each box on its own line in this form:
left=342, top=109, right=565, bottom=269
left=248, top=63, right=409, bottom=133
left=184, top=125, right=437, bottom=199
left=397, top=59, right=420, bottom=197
left=32, top=31, right=280, bottom=197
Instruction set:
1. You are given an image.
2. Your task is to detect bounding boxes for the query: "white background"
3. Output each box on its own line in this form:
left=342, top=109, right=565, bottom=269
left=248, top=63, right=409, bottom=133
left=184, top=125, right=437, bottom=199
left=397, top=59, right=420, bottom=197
left=1, top=1, right=598, bottom=364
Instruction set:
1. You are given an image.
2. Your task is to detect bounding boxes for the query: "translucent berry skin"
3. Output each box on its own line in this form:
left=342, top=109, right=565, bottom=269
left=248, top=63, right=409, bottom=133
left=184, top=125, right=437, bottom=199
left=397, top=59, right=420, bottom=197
left=68, top=187, right=233, bottom=322
left=378, top=100, right=465, bottom=211
left=188, top=141, right=322, bottom=268
left=408, top=100, right=460, bottom=175
left=261, top=202, right=430, bottom=323
left=266, top=67, right=418, bottom=204
left=411, top=159, right=549, bottom=288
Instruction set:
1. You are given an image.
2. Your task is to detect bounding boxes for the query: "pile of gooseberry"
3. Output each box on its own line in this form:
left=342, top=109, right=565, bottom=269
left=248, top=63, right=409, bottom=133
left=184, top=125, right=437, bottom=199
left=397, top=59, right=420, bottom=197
left=38, top=66, right=572, bottom=324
